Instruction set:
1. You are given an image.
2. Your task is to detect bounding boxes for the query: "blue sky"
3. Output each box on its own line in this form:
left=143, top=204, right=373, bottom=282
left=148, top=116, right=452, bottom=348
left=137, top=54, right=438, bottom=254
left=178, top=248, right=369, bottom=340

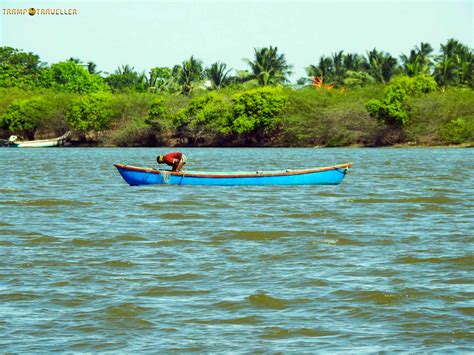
left=1, top=0, right=472, bottom=81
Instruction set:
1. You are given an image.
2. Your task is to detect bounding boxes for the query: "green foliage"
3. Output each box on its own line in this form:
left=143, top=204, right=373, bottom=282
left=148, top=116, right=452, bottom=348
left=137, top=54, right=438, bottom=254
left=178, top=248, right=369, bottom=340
left=434, top=39, right=473, bottom=88
left=42, top=61, right=108, bottom=94
left=206, top=62, right=232, bottom=89
left=366, top=75, right=437, bottom=126
left=400, top=42, right=433, bottom=77
left=440, top=117, right=474, bottom=144
left=105, top=65, right=146, bottom=92
left=390, top=74, right=437, bottom=95
left=281, top=86, right=379, bottom=146
left=246, top=47, right=292, bottom=86
left=0, top=96, right=48, bottom=138
left=175, top=56, right=205, bottom=95
left=66, top=92, right=114, bottom=133
left=230, top=87, right=288, bottom=144
left=343, top=70, right=376, bottom=88
left=146, top=67, right=173, bottom=93
left=145, top=97, right=173, bottom=134
left=366, top=89, right=409, bottom=125
left=108, top=118, right=160, bottom=147
left=0, top=42, right=473, bottom=147
left=174, top=92, right=232, bottom=145
left=0, top=47, right=43, bottom=89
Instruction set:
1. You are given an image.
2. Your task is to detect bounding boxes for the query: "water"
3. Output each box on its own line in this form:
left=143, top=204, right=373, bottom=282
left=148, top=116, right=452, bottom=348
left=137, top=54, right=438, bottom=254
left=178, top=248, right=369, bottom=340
left=0, top=147, right=473, bottom=352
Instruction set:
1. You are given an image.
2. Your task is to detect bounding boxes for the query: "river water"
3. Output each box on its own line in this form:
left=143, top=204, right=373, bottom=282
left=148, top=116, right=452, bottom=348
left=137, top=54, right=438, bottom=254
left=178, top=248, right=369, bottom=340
left=0, top=147, right=473, bottom=352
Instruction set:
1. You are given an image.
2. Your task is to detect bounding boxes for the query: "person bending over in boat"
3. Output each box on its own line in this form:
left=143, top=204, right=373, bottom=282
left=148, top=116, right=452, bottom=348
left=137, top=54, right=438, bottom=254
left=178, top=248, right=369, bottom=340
left=157, top=152, right=187, bottom=172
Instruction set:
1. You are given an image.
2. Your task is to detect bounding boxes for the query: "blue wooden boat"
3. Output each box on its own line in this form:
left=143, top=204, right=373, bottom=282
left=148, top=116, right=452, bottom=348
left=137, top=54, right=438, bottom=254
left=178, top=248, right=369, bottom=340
left=114, top=163, right=352, bottom=186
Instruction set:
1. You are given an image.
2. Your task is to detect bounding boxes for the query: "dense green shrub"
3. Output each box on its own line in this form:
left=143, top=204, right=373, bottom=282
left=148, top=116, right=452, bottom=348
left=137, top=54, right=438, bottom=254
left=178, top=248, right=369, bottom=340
left=0, top=47, right=43, bottom=89
left=173, top=92, right=232, bottom=145
left=41, top=61, right=108, bottom=94
left=0, top=96, right=48, bottom=139
left=145, top=98, right=171, bottom=130
left=0, top=83, right=472, bottom=146
left=108, top=118, right=159, bottom=147
left=390, top=74, right=437, bottom=95
left=230, top=87, right=288, bottom=145
left=441, top=117, right=474, bottom=144
left=66, top=92, right=114, bottom=135
left=366, top=75, right=437, bottom=126
left=343, top=70, right=376, bottom=88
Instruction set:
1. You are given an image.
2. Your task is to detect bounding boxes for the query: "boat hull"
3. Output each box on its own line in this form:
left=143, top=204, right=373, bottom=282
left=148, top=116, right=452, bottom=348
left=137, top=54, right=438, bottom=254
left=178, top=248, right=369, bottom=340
left=2, top=132, right=70, bottom=148
left=114, top=163, right=352, bottom=186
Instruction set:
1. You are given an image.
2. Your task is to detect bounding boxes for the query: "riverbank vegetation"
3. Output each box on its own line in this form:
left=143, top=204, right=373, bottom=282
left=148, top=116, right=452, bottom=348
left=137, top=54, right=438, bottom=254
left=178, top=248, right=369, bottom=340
left=0, top=39, right=472, bottom=147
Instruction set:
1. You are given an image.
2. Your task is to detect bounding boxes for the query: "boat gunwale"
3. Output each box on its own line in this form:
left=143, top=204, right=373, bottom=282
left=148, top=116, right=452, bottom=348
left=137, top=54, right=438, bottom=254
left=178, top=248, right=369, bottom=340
left=16, top=138, right=62, bottom=144
left=5, top=132, right=70, bottom=147
left=114, top=163, right=353, bottom=179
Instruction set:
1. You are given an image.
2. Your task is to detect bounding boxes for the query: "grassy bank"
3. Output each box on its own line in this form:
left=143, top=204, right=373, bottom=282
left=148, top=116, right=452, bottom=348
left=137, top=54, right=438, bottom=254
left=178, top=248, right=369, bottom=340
left=0, top=85, right=473, bottom=147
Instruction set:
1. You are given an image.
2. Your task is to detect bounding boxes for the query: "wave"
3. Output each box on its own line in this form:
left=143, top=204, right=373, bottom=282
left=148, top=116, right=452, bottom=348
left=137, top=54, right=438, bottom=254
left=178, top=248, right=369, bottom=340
left=246, top=292, right=291, bottom=309
left=137, top=286, right=211, bottom=297
left=261, top=327, right=335, bottom=339
left=155, top=273, right=204, bottom=281
left=212, top=230, right=305, bottom=242
left=186, top=315, right=261, bottom=325
left=350, top=195, right=459, bottom=204
left=395, top=255, right=473, bottom=267
left=0, top=199, right=95, bottom=207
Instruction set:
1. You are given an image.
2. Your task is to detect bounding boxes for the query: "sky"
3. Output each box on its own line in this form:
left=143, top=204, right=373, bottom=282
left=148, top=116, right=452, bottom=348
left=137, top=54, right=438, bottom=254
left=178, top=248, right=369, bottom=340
left=1, top=0, right=472, bottom=82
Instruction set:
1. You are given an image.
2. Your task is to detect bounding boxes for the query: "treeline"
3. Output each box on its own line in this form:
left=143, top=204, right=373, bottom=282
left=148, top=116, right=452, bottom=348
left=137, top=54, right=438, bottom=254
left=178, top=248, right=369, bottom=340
left=0, top=39, right=472, bottom=146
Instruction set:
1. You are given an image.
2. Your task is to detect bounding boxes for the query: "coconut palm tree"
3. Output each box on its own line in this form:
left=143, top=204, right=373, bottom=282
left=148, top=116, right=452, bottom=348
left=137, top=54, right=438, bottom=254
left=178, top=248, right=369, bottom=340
left=178, top=56, right=204, bottom=94
left=206, top=62, right=232, bottom=89
left=87, top=61, right=100, bottom=75
left=400, top=42, right=433, bottom=76
left=331, top=51, right=346, bottom=85
left=435, top=39, right=473, bottom=87
left=343, top=53, right=364, bottom=72
left=306, top=56, right=333, bottom=83
left=364, top=49, right=398, bottom=83
left=245, top=46, right=292, bottom=86
left=68, top=57, right=81, bottom=64
left=105, top=65, right=144, bottom=92
left=416, top=42, right=434, bottom=67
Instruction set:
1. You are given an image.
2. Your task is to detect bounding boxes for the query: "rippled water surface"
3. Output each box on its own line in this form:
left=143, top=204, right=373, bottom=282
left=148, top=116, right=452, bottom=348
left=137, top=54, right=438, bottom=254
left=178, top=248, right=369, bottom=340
left=1, top=147, right=473, bottom=352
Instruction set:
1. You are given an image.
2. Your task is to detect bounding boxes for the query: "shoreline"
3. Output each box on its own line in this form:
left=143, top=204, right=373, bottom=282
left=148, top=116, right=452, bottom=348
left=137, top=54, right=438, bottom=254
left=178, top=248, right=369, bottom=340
left=59, top=142, right=474, bottom=149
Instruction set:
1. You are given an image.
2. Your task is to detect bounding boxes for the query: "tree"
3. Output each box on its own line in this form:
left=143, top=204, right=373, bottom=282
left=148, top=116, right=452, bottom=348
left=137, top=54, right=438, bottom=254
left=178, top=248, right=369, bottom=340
left=66, top=92, right=114, bottom=136
left=41, top=61, right=108, bottom=93
left=306, top=52, right=366, bottom=87
left=0, top=96, right=48, bottom=139
left=206, top=62, right=232, bottom=89
left=343, top=70, right=375, bottom=88
left=364, top=48, right=398, bottom=83
left=366, top=75, right=437, bottom=126
left=245, top=46, right=292, bottom=86
left=307, top=57, right=331, bottom=82
left=331, top=51, right=346, bottom=85
left=343, top=53, right=364, bottom=72
left=174, top=93, right=232, bottom=145
left=105, top=65, right=146, bottom=92
left=400, top=42, right=433, bottom=76
left=87, top=61, right=100, bottom=75
left=144, top=67, right=173, bottom=93
left=177, top=56, right=205, bottom=94
left=145, top=98, right=172, bottom=133
left=0, top=47, right=44, bottom=88
left=434, top=38, right=473, bottom=87
left=230, top=87, right=288, bottom=145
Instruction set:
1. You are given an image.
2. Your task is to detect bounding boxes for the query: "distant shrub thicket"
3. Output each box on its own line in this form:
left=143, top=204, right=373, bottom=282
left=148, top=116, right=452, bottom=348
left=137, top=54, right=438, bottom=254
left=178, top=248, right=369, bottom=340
left=0, top=40, right=473, bottom=146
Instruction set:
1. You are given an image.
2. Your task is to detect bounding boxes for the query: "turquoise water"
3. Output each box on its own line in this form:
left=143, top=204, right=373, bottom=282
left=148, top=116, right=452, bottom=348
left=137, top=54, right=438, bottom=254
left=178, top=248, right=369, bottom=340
left=0, top=147, right=473, bottom=352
